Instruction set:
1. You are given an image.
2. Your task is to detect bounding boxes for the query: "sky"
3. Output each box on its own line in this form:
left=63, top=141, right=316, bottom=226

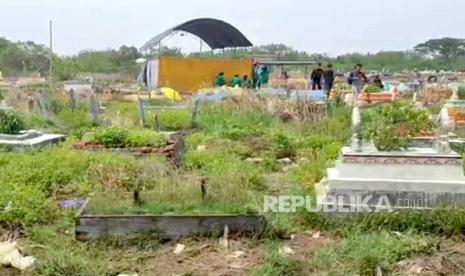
left=1, top=0, right=465, bottom=56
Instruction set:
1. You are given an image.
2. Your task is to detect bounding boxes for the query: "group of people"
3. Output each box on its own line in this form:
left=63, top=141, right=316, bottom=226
left=214, top=63, right=270, bottom=89
left=215, top=72, right=253, bottom=88
left=310, top=63, right=375, bottom=97
left=216, top=61, right=377, bottom=98
left=310, top=63, right=335, bottom=95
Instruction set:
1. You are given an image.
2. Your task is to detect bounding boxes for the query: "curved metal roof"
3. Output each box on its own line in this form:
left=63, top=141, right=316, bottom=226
left=140, top=18, right=253, bottom=51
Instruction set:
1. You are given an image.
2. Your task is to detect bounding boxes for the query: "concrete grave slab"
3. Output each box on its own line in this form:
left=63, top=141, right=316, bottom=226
left=316, top=146, right=465, bottom=211
left=0, top=130, right=65, bottom=150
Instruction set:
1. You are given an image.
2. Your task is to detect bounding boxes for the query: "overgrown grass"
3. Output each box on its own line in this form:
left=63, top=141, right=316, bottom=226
left=25, top=217, right=160, bottom=275
left=0, top=147, right=168, bottom=225
left=312, top=231, right=435, bottom=275
left=0, top=95, right=359, bottom=274
left=251, top=241, right=303, bottom=276
left=320, top=209, right=465, bottom=237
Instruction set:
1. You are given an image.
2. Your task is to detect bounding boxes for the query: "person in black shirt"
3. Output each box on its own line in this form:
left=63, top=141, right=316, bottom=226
left=323, top=63, right=335, bottom=97
left=310, top=63, right=324, bottom=90
left=373, top=75, right=384, bottom=90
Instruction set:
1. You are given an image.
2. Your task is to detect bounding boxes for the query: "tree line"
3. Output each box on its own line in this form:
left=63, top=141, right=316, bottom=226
left=1, top=37, right=465, bottom=80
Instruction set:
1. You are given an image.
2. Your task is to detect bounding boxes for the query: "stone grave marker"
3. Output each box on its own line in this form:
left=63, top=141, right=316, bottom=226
left=192, top=97, right=201, bottom=127
left=68, top=88, right=76, bottom=110
left=137, top=96, right=145, bottom=127
left=89, top=90, right=100, bottom=124
left=36, top=90, right=50, bottom=121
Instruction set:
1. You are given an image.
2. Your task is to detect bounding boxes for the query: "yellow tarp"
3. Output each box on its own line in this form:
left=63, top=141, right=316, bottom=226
left=160, top=87, right=182, bottom=101
left=158, top=57, right=253, bottom=93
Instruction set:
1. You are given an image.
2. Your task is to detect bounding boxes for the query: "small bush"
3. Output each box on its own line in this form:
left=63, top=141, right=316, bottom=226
left=127, top=130, right=166, bottom=147
left=0, top=183, right=57, bottom=226
left=299, top=134, right=334, bottom=149
left=271, top=131, right=297, bottom=159
left=157, top=109, right=192, bottom=130
left=200, top=102, right=274, bottom=139
left=362, top=103, right=431, bottom=151
left=363, top=84, right=382, bottom=93
left=0, top=148, right=92, bottom=198
left=0, top=110, right=25, bottom=134
left=92, top=127, right=129, bottom=147
left=88, top=153, right=141, bottom=191
left=185, top=132, right=214, bottom=151
left=49, top=99, right=66, bottom=115
left=458, top=86, right=465, bottom=99
left=57, top=108, right=93, bottom=132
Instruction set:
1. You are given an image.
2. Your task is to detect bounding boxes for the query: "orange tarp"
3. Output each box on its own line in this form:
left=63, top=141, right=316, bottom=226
left=158, top=57, right=253, bottom=93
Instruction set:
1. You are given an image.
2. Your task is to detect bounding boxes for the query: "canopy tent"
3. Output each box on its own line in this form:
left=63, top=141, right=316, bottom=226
left=140, top=18, right=253, bottom=52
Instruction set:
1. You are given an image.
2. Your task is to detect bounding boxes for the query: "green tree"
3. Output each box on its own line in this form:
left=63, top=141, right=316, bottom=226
left=414, top=37, right=465, bottom=61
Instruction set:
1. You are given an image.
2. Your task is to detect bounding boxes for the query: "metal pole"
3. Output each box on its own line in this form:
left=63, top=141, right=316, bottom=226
left=199, top=39, right=203, bottom=55
left=49, top=20, right=54, bottom=93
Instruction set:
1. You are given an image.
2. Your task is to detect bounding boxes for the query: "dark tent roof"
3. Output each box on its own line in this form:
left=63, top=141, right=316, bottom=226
left=140, top=18, right=253, bottom=51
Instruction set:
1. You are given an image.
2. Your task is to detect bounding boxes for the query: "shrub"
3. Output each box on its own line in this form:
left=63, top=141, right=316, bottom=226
left=298, top=135, right=335, bottom=149
left=157, top=109, right=192, bottom=130
left=127, top=130, right=166, bottom=147
left=199, top=102, right=274, bottom=139
left=88, top=153, right=141, bottom=191
left=362, top=103, right=431, bottom=151
left=57, top=108, right=93, bottom=134
left=92, top=127, right=129, bottom=147
left=0, top=148, right=92, bottom=198
left=185, top=132, right=214, bottom=151
left=49, top=99, right=66, bottom=115
left=0, top=110, right=25, bottom=134
left=271, top=130, right=297, bottom=159
left=458, top=86, right=465, bottom=99
left=363, top=84, right=382, bottom=93
left=0, top=183, right=57, bottom=226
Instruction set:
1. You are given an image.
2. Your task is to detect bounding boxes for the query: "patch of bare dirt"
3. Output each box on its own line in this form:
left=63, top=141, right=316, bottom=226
left=141, top=237, right=266, bottom=276
left=283, top=231, right=336, bottom=262
left=398, top=240, right=465, bottom=275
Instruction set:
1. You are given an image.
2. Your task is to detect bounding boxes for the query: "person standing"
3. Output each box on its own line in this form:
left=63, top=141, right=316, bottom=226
left=349, top=63, right=368, bottom=98
left=323, top=64, right=335, bottom=97
left=253, top=62, right=262, bottom=89
left=260, top=66, right=269, bottom=86
left=310, top=63, right=324, bottom=90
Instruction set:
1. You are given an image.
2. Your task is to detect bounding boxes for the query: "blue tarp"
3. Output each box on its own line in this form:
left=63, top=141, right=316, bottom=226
left=194, top=92, right=228, bottom=103
left=290, top=90, right=327, bottom=102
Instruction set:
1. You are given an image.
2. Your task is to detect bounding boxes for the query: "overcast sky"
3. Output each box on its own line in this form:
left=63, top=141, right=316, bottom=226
left=1, top=0, right=465, bottom=56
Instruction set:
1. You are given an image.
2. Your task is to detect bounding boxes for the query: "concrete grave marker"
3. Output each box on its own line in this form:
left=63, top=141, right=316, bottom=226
left=89, top=90, right=99, bottom=124
left=68, top=88, right=76, bottom=110
left=36, top=90, right=50, bottom=121
left=316, top=106, right=465, bottom=212
left=136, top=96, right=145, bottom=127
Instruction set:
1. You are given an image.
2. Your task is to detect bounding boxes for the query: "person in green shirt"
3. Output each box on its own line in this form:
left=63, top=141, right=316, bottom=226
left=260, top=66, right=269, bottom=85
left=242, top=75, right=252, bottom=88
left=215, top=72, right=226, bottom=86
left=231, top=74, right=242, bottom=87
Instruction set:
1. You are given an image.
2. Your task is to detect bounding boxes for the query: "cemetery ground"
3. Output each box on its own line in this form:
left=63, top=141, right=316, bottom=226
left=3, top=85, right=465, bottom=275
